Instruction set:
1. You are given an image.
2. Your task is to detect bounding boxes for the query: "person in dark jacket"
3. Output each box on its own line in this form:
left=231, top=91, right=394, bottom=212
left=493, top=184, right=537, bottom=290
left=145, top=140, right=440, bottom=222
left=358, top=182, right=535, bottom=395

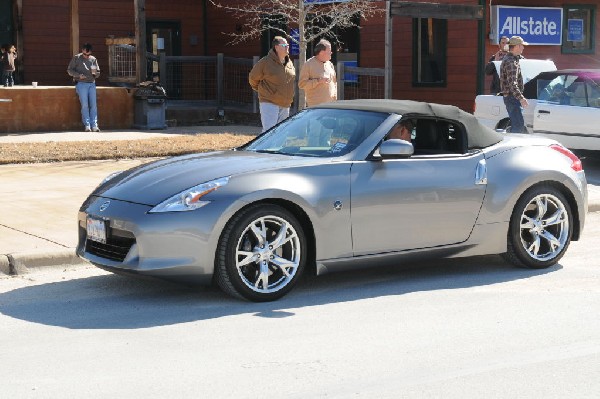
left=484, top=36, right=509, bottom=94
left=1, top=44, right=18, bottom=87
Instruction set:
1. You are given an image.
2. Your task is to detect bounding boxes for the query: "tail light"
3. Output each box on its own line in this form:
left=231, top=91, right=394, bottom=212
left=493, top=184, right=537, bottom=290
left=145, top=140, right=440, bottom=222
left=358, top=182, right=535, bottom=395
left=550, top=144, right=583, bottom=172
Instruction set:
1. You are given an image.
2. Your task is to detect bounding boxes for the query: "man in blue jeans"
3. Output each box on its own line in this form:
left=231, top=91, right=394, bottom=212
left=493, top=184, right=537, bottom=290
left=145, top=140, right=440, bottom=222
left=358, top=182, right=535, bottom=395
left=499, top=36, right=529, bottom=133
left=67, top=43, right=101, bottom=132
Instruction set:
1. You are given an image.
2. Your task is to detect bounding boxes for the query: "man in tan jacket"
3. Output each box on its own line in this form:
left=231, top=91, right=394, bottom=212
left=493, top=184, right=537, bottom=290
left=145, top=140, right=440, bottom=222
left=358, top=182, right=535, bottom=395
left=249, top=36, right=296, bottom=132
left=298, top=39, right=337, bottom=107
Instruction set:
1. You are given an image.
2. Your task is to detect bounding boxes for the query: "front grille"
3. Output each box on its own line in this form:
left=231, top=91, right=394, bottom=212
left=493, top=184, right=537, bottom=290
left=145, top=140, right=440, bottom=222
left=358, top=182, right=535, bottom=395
left=86, top=228, right=136, bottom=262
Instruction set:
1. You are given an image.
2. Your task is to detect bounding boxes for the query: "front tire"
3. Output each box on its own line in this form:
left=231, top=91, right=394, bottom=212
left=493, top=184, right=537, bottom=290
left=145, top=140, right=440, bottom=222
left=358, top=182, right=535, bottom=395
left=216, top=204, right=306, bottom=301
left=503, top=185, right=572, bottom=269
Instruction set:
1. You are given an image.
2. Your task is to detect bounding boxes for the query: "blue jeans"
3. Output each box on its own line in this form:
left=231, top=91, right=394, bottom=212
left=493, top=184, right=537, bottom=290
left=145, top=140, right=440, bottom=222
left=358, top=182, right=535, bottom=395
left=503, top=95, right=525, bottom=133
left=2, top=70, right=14, bottom=86
left=76, top=82, right=98, bottom=128
left=259, top=102, right=289, bottom=132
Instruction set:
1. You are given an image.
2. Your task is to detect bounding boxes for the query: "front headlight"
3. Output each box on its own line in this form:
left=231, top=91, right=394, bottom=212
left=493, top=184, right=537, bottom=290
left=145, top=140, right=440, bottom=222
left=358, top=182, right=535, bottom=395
left=149, top=176, right=230, bottom=213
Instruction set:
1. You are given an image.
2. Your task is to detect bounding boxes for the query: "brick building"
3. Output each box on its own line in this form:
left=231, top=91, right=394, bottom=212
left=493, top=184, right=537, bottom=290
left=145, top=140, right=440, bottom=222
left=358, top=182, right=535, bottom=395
left=2, top=0, right=599, bottom=112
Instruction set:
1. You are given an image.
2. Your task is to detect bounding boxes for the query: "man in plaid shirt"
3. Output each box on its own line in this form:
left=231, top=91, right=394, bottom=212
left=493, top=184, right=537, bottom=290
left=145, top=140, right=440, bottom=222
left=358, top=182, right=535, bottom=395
left=500, top=36, right=529, bottom=133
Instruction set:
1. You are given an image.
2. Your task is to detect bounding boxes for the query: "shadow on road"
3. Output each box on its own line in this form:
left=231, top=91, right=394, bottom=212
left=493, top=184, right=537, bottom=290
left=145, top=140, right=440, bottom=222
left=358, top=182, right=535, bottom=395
left=0, top=255, right=561, bottom=329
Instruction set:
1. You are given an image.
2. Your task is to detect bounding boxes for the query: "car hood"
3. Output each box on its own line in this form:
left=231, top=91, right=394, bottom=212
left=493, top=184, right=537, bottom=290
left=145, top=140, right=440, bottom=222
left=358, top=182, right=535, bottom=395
left=94, top=150, right=326, bottom=205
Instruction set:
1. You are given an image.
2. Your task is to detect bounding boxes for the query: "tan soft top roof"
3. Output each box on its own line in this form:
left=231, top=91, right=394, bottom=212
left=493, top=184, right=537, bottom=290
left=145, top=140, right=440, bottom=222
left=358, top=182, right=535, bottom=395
left=314, top=99, right=504, bottom=149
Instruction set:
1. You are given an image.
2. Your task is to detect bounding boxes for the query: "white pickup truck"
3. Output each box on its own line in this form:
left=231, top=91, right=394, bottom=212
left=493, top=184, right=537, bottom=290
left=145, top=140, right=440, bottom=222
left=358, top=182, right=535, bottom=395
left=474, top=59, right=600, bottom=151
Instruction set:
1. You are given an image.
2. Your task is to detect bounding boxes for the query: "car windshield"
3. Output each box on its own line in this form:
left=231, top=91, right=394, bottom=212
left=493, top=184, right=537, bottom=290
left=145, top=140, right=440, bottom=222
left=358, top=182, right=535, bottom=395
left=244, top=108, right=388, bottom=157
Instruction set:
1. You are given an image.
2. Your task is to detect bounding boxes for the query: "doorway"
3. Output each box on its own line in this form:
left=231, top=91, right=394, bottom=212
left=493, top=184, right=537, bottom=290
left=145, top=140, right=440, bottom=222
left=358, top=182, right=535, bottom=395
left=146, top=21, right=182, bottom=97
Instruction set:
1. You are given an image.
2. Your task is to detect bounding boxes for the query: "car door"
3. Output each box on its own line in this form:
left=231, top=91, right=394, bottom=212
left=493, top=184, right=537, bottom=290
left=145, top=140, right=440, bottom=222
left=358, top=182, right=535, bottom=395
left=350, top=152, right=486, bottom=256
left=533, top=80, right=600, bottom=150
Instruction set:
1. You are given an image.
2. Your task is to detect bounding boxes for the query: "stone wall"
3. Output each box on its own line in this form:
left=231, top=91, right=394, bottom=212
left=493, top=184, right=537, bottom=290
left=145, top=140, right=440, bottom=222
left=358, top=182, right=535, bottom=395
left=0, top=86, right=134, bottom=133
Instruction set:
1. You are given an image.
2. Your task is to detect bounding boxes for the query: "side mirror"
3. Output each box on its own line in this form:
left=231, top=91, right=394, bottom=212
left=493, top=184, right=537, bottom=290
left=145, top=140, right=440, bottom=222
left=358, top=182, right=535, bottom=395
left=379, top=139, right=414, bottom=158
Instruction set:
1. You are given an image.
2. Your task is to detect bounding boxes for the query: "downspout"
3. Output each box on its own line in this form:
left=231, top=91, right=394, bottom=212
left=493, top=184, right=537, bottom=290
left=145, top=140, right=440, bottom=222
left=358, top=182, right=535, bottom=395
left=202, top=0, right=208, bottom=55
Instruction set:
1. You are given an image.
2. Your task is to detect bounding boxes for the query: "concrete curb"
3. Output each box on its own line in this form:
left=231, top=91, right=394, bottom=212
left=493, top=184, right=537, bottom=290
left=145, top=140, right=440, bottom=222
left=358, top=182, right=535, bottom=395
left=0, top=249, right=81, bottom=275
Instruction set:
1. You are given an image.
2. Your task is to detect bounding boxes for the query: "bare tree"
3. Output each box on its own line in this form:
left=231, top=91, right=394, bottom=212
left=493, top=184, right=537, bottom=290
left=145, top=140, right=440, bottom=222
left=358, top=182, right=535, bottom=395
left=209, top=0, right=382, bottom=71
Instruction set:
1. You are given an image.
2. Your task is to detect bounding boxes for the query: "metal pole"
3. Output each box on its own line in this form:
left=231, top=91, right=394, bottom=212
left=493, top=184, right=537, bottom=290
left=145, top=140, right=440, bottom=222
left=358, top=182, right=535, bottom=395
left=252, top=56, right=259, bottom=114
left=336, top=62, right=345, bottom=100
left=217, top=53, right=224, bottom=112
left=135, top=0, right=147, bottom=84
left=159, top=52, right=167, bottom=92
left=384, top=1, right=392, bottom=99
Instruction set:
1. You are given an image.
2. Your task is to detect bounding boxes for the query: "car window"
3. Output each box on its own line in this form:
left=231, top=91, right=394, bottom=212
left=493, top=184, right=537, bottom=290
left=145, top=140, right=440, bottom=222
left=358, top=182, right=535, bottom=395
left=538, top=74, right=587, bottom=106
left=569, top=82, right=588, bottom=107
left=538, top=75, right=569, bottom=104
left=587, top=78, right=600, bottom=108
left=244, top=108, right=388, bottom=157
left=385, top=118, right=466, bottom=155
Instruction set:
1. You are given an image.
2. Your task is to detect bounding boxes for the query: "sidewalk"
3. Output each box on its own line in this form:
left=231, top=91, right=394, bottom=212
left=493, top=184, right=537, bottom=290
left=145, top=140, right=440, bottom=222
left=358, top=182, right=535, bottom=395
left=0, top=125, right=261, bottom=275
left=0, top=125, right=261, bottom=143
left=1, top=126, right=599, bottom=275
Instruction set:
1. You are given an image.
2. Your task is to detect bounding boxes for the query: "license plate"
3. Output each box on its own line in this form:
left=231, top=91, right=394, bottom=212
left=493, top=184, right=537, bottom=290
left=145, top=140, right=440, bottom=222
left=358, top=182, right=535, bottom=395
left=86, top=217, right=107, bottom=244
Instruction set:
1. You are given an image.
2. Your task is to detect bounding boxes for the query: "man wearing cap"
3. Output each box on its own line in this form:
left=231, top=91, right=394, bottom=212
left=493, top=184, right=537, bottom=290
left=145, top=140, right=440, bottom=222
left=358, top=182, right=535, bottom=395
left=500, top=36, right=529, bottom=133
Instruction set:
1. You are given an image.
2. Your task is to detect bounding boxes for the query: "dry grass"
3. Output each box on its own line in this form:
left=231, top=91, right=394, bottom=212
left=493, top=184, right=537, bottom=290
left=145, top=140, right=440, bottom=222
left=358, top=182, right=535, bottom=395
left=0, top=133, right=255, bottom=165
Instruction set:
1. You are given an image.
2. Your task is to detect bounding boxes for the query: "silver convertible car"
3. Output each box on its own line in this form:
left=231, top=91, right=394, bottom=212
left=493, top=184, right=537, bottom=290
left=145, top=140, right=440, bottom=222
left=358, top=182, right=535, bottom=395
left=77, top=100, right=588, bottom=301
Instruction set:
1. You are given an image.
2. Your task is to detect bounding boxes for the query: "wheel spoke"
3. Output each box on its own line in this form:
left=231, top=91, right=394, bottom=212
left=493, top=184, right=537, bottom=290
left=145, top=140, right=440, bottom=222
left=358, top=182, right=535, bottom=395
left=250, top=219, right=266, bottom=246
left=271, top=255, right=298, bottom=277
left=527, top=234, right=541, bottom=256
left=543, top=209, right=564, bottom=227
left=269, top=221, right=291, bottom=250
left=535, top=197, right=548, bottom=220
left=540, top=230, right=561, bottom=253
left=254, top=261, right=270, bottom=291
left=520, top=215, right=536, bottom=229
left=236, top=250, right=257, bottom=267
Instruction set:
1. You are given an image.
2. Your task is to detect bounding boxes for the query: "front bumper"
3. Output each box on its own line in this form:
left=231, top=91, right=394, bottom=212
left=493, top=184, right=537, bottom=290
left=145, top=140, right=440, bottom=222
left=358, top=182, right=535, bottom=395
left=77, top=196, right=218, bottom=284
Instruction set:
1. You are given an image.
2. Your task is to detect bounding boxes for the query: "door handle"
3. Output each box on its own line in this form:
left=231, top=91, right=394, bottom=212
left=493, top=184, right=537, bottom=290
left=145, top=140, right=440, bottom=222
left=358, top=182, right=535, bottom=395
left=538, top=110, right=551, bottom=114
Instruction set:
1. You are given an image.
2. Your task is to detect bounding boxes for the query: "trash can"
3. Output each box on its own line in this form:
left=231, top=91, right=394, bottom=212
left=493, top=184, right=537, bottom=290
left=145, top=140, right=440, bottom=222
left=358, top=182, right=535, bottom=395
left=133, top=83, right=167, bottom=129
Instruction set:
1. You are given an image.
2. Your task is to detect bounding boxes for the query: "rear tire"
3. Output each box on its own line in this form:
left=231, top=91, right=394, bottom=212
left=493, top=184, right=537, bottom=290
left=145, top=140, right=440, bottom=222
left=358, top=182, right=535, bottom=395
left=503, top=185, right=572, bottom=269
left=215, top=204, right=306, bottom=301
left=497, top=119, right=511, bottom=132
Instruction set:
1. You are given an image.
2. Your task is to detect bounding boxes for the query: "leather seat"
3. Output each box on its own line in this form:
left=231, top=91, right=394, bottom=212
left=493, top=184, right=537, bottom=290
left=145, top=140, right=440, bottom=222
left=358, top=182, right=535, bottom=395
left=414, top=120, right=446, bottom=153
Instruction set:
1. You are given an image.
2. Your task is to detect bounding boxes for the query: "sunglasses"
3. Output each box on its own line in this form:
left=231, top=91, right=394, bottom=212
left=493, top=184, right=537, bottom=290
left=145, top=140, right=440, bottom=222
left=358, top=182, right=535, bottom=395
left=278, top=43, right=289, bottom=48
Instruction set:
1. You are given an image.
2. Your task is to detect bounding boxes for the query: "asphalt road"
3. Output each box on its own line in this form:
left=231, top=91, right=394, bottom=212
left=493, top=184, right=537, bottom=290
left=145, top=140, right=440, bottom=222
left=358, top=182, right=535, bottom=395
left=1, top=212, right=599, bottom=398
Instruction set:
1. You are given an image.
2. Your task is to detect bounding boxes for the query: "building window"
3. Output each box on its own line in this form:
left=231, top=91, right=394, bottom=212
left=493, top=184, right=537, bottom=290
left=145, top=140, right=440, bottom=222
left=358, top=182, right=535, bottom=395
left=562, top=5, right=595, bottom=54
left=413, top=18, right=447, bottom=87
left=260, top=15, right=287, bottom=56
left=306, top=14, right=360, bottom=84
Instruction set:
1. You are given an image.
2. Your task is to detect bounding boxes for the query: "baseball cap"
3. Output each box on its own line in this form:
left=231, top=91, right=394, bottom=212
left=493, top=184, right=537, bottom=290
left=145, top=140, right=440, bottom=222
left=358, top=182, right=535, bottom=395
left=508, top=36, right=528, bottom=46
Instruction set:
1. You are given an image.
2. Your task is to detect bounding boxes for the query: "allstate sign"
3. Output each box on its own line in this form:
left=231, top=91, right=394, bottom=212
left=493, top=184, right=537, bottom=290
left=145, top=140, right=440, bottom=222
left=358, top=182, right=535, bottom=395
left=495, top=6, right=563, bottom=45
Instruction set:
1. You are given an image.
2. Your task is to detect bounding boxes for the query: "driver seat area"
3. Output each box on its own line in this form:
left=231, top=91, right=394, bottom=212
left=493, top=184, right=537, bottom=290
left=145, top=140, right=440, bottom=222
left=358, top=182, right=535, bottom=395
left=414, top=119, right=447, bottom=154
